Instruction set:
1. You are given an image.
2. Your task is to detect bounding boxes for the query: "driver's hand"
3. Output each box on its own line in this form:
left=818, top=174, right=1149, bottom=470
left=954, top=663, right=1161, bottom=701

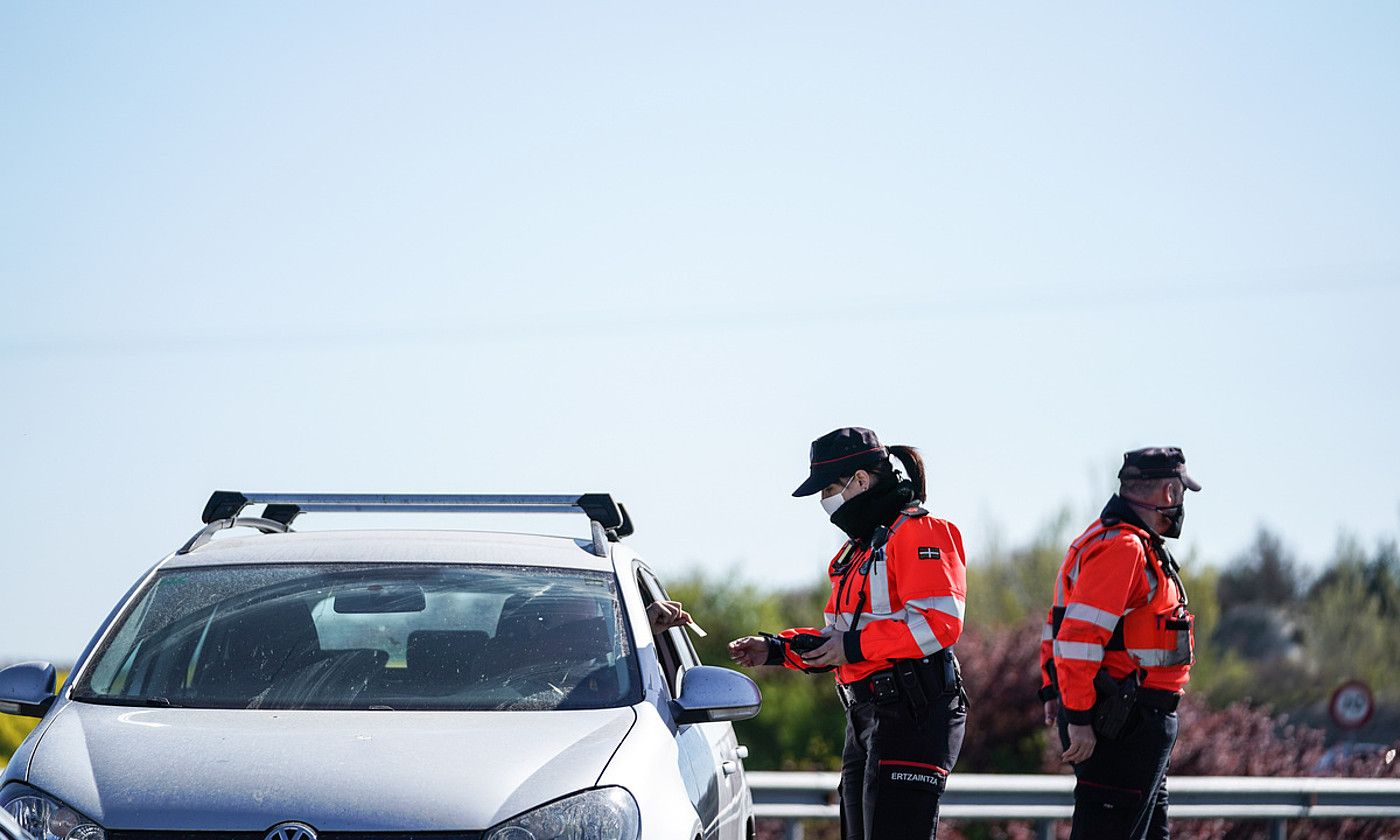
left=647, top=600, right=692, bottom=634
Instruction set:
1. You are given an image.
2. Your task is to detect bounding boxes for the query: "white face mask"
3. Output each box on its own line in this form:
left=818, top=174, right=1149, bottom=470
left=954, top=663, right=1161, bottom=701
left=820, top=476, right=856, bottom=515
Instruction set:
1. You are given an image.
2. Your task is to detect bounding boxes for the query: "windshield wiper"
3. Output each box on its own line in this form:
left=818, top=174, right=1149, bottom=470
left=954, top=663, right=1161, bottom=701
left=70, top=694, right=184, bottom=708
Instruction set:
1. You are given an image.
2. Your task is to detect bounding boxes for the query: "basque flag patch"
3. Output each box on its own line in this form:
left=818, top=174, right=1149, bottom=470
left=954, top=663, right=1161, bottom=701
left=918, top=547, right=941, bottom=560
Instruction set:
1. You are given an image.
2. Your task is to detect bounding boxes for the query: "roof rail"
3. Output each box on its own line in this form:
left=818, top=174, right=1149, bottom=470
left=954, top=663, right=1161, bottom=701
left=186, top=491, right=634, bottom=557
left=177, top=517, right=290, bottom=555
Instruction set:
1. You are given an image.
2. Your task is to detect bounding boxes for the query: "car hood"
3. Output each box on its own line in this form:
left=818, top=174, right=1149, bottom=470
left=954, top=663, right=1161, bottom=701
left=26, top=700, right=637, bottom=830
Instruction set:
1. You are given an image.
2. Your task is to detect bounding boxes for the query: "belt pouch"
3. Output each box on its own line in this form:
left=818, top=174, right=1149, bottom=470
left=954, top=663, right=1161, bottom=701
left=941, top=650, right=962, bottom=695
left=894, top=661, right=929, bottom=711
left=869, top=671, right=900, bottom=704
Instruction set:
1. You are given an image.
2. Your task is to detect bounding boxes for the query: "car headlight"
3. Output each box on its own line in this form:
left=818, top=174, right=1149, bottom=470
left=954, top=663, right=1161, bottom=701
left=483, top=787, right=640, bottom=840
left=0, top=784, right=105, bottom=840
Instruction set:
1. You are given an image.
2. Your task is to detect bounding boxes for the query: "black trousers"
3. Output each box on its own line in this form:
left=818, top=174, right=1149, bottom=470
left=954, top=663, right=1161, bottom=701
left=839, top=689, right=966, bottom=840
left=1058, top=705, right=1178, bottom=840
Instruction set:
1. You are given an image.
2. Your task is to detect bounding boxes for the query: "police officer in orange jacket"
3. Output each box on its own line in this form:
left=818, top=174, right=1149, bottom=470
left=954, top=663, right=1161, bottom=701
left=729, top=427, right=968, bottom=840
left=1040, top=447, right=1201, bottom=840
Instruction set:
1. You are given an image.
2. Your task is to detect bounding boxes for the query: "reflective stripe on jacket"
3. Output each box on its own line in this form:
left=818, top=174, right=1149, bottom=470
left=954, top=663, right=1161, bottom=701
left=780, top=506, right=968, bottom=684
left=1039, top=508, right=1194, bottom=720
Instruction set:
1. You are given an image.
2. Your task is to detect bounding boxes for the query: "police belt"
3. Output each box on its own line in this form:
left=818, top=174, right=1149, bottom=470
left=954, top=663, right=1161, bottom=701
left=836, top=653, right=956, bottom=710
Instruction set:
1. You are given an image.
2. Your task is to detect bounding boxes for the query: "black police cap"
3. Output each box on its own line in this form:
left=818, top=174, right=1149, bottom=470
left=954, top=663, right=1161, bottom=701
left=1117, top=447, right=1202, bottom=491
left=792, top=427, right=888, bottom=497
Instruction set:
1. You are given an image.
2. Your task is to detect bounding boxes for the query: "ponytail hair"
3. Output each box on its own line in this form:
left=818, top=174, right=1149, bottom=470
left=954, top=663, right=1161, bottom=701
left=889, top=445, right=927, bottom=502
left=867, top=444, right=928, bottom=502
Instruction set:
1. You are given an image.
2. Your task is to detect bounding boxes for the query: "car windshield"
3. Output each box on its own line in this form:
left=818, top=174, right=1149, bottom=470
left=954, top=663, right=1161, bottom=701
left=72, top=564, right=640, bottom=711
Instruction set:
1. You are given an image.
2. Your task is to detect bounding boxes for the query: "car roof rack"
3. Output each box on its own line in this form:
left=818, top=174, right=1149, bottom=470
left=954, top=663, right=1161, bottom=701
left=179, top=491, right=634, bottom=557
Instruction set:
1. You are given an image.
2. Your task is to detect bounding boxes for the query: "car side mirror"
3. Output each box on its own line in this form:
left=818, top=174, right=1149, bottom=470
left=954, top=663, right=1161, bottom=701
left=0, top=661, right=57, bottom=718
left=671, top=665, right=762, bottom=725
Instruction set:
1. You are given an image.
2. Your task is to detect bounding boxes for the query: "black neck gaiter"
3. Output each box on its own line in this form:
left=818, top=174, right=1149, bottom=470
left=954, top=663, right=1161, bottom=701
left=830, top=480, right=916, bottom=543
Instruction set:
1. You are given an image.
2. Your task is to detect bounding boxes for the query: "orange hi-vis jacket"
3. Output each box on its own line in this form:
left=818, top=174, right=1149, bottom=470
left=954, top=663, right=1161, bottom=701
left=778, top=506, right=967, bottom=685
left=1040, top=498, right=1194, bottom=725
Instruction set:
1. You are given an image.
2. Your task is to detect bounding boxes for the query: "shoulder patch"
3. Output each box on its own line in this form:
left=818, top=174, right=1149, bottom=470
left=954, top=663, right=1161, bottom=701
left=918, top=546, right=942, bottom=560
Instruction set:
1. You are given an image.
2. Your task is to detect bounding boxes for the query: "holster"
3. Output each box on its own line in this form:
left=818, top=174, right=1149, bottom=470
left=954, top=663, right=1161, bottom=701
left=895, top=650, right=964, bottom=714
left=1091, top=670, right=1138, bottom=740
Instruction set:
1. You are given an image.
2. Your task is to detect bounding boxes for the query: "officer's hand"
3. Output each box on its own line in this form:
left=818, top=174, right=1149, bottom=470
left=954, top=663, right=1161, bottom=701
left=647, top=600, right=692, bottom=634
left=1061, top=723, right=1096, bottom=765
left=800, top=630, right=848, bottom=669
left=728, top=636, right=770, bottom=668
left=1043, top=699, right=1060, bottom=727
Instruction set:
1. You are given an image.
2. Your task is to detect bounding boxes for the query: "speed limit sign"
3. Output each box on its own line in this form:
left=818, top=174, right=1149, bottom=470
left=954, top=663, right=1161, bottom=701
left=1329, top=680, right=1375, bottom=730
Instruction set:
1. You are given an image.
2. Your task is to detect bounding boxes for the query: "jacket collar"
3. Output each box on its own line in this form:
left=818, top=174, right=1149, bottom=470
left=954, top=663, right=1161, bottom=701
left=1101, top=494, right=1161, bottom=542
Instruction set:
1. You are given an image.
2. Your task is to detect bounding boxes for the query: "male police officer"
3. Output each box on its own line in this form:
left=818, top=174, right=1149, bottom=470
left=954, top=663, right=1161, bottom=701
left=1039, top=447, right=1201, bottom=840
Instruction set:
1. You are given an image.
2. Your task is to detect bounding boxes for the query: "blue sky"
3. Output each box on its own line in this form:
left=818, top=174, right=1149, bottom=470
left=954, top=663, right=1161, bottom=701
left=3, top=3, right=1398, bottom=661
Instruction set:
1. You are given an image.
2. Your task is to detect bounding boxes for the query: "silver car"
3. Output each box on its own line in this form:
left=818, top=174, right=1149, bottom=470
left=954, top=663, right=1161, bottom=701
left=1, top=493, right=760, bottom=840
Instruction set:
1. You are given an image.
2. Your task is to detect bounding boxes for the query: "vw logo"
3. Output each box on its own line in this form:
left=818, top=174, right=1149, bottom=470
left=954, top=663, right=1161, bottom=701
left=265, top=823, right=318, bottom=840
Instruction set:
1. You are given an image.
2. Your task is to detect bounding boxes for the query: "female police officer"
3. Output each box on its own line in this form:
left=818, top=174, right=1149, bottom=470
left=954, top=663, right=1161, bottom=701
left=729, top=427, right=968, bottom=840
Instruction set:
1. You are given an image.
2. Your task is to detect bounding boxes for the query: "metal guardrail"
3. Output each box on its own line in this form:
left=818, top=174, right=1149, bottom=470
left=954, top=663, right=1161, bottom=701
left=749, top=772, right=1400, bottom=840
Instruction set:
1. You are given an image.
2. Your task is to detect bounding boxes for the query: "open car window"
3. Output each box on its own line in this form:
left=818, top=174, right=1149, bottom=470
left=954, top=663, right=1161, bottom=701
left=635, top=568, right=700, bottom=698
left=72, top=563, right=641, bottom=711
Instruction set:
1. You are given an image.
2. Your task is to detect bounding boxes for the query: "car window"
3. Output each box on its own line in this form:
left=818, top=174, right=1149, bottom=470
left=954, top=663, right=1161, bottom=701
left=672, top=619, right=701, bottom=669
left=72, top=564, right=641, bottom=711
left=636, top=568, right=698, bottom=698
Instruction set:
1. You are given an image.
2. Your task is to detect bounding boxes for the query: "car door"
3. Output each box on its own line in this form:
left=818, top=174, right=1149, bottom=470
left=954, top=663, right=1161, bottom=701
left=672, top=618, right=750, bottom=840
left=635, top=566, right=749, bottom=840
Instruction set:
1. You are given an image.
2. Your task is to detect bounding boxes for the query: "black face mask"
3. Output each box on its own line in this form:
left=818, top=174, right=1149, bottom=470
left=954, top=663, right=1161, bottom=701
left=829, top=480, right=914, bottom=542
left=1128, top=499, right=1185, bottom=539
left=1156, top=505, right=1185, bottom=539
